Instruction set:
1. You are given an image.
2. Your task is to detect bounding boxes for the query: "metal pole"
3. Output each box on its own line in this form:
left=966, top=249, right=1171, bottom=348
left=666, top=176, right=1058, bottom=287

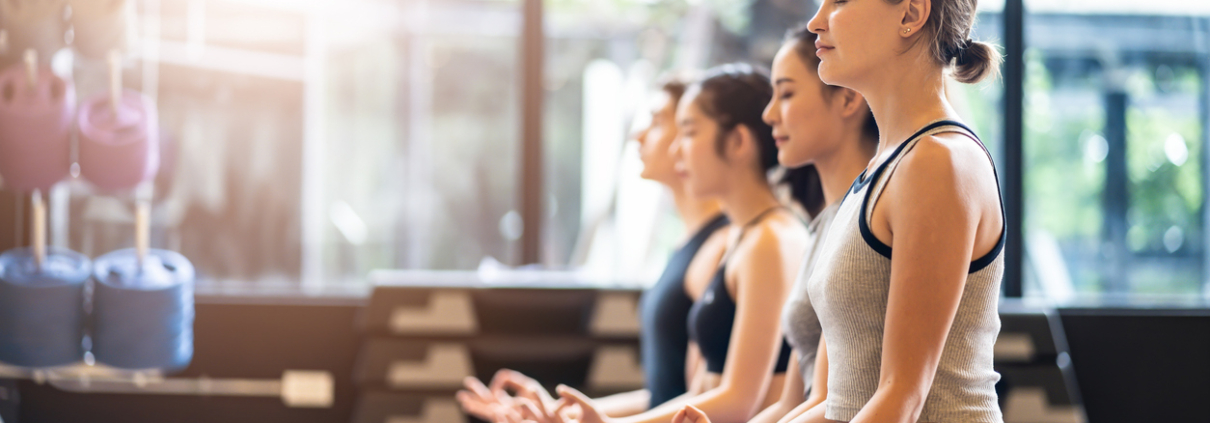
left=519, top=0, right=544, bottom=265
left=1002, top=0, right=1026, bottom=297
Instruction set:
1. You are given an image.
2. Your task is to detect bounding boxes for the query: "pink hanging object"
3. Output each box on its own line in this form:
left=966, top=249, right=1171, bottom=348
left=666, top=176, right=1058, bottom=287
left=0, top=63, right=75, bottom=193
left=77, top=89, right=159, bottom=192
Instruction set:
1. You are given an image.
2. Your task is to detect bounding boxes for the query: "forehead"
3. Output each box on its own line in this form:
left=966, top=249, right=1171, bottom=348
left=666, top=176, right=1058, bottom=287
left=675, top=90, right=703, bottom=121
left=771, top=42, right=810, bottom=78
left=654, top=90, right=682, bottom=113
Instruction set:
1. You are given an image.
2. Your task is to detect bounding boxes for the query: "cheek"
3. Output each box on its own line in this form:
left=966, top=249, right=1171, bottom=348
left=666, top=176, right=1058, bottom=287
left=785, top=99, right=815, bottom=138
left=687, top=140, right=713, bottom=169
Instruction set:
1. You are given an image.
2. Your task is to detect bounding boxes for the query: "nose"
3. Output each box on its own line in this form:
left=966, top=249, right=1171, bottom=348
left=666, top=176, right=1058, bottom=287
left=762, top=96, right=778, bottom=126
left=808, top=4, right=827, bottom=34
left=669, top=136, right=684, bottom=159
left=632, top=127, right=649, bottom=145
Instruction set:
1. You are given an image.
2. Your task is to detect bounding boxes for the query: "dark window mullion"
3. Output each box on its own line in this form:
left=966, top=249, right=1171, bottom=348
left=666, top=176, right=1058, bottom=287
left=1003, top=0, right=1026, bottom=298
left=519, top=0, right=544, bottom=265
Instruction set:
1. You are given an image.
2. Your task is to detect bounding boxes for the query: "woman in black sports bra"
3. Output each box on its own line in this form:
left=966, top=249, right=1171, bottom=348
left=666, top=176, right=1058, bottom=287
left=553, top=64, right=815, bottom=423
left=456, top=78, right=733, bottom=421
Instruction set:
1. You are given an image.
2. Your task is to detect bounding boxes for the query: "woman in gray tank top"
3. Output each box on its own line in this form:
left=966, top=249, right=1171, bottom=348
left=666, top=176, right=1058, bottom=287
left=744, top=24, right=880, bottom=423
left=667, top=23, right=884, bottom=423
left=785, top=0, right=1008, bottom=422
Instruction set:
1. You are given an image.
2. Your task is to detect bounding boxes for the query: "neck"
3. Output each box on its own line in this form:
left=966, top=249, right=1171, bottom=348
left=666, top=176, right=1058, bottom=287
left=669, top=182, right=722, bottom=234
left=815, top=129, right=876, bottom=206
left=861, top=59, right=961, bottom=157
left=718, top=171, right=782, bottom=228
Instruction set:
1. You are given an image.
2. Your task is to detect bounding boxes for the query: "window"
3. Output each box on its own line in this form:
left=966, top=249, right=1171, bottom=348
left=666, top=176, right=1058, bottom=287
left=320, top=0, right=521, bottom=288
left=1020, top=2, right=1210, bottom=299
left=540, top=0, right=818, bottom=284
left=22, top=0, right=1205, bottom=301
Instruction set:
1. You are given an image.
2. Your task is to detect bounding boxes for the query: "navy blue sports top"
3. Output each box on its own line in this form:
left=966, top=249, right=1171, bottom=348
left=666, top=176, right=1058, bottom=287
left=687, top=207, right=794, bottom=374
left=638, top=213, right=730, bottom=408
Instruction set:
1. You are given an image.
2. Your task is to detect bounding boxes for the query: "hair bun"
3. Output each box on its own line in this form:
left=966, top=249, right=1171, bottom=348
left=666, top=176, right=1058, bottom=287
left=952, top=40, right=1001, bottom=84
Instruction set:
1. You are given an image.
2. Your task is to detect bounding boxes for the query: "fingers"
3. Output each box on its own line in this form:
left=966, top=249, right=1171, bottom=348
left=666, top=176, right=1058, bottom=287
left=492, top=370, right=555, bottom=407
left=491, top=369, right=533, bottom=393
left=680, top=405, right=710, bottom=423
left=515, top=397, right=545, bottom=421
left=555, top=384, right=591, bottom=405
left=457, top=389, right=501, bottom=422
left=672, top=407, right=687, bottom=423
left=556, top=384, right=603, bottom=423
left=465, top=376, right=494, bottom=399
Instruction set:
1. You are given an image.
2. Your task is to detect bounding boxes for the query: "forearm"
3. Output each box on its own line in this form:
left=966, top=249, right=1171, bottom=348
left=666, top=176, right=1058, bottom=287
left=848, top=384, right=925, bottom=423
left=749, top=371, right=805, bottom=423
left=783, top=401, right=829, bottom=423
left=618, top=385, right=762, bottom=423
left=747, top=399, right=795, bottom=423
left=774, top=397, right=817, bottom=423
left=594, top=389, right=651, bottom=418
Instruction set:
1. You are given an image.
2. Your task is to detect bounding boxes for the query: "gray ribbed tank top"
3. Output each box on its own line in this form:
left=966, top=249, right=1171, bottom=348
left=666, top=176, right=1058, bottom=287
left=782, top=202, right=839, bottom=398
left=806, top=121, right=1005, bottom=422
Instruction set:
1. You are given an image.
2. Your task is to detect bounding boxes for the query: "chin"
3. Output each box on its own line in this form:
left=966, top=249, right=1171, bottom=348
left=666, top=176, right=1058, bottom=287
left=816, top=61, right=847, bottom=88
left=688, top=184, right=714, bottom=199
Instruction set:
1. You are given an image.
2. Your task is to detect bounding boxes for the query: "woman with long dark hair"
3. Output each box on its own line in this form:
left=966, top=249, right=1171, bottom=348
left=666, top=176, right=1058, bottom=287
left=550, top=63, right=816, bottom=423
left=744, top=25, right=879, bottom=423
left=457, top=78, right=731, bottom=420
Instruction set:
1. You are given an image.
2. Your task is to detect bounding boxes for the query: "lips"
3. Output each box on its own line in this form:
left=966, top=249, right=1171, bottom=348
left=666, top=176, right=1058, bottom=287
left=815, top=40, right=834, bottom=56
left=774, top=136, right=790, bottom=147
left=674, top=164, right=689, bottom=178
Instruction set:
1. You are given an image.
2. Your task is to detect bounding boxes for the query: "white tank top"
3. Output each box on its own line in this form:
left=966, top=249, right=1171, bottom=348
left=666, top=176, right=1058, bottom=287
left=806, top=121, right=1006, bottom=422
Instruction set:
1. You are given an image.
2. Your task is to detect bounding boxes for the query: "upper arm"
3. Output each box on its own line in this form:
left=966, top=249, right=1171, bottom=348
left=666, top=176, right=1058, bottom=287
left=686, top=341, right=702, bottom=387
left=777, top=351, right=805, bottom=406
left=717, top=226, right=802, bottom=413
left=805, top=333, right=828, bottom=407
left=878, top=136, right=984, bottom=396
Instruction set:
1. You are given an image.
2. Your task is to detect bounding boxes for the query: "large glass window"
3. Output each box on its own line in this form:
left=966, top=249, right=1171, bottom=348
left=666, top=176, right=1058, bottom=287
left=16, top=0, right=1205, bottom=301
left=319, top=0, right=521, bottom=287
left=63, top=0, right=308, bottom=290
left=541, top=1, right=818, bottom=285
left=1021, top=2, right=1210, bottom=299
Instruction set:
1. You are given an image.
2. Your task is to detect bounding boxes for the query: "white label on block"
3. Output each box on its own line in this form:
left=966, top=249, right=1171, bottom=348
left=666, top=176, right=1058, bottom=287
left=389, top=291, right=478, bottom=335
left=388, top=343, right=473, bottom=389
left=590, top=292, right=640, bottom=336
left=281, top=370, right=334, bottom=408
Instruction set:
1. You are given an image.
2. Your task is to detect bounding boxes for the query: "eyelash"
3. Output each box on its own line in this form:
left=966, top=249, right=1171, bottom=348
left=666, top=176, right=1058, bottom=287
left=781, top=92, right=794, bottom=100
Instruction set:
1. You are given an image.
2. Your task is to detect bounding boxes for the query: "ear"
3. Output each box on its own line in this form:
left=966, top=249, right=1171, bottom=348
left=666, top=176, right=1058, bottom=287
left=727, top=124, right=757, bottom=164
left=836, top=88, right=868, bottom=120
left=900, top=0, right=930, bottom=38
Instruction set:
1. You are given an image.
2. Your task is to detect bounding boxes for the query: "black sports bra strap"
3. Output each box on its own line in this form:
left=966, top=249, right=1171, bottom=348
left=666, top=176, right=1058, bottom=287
left=717, top=205, right=788, bottom=268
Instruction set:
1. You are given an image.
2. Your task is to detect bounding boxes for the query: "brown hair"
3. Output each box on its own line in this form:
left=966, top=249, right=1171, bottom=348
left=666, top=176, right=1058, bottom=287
left=892, top=0, right=1001, bottom=83
left=690, top=63, right=826, bottom=217
left=659, top=77, right=688, bottom=106
left=785, top=23, right=879, bottom=145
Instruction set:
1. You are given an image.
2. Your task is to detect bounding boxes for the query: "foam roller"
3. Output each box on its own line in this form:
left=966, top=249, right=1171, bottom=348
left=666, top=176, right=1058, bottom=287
left=90, top=248, right=194, bottom=370
left=68, top=0, right=128, bottom=59
left=0, top=246, right=89, bottom=368
left=77, top=89, right=159, bottom=192
left=0, top=62, right=74, bottom=192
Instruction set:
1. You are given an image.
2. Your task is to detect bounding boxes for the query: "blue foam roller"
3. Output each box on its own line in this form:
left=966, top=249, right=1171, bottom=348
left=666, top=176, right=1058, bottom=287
left=90, top=248, right=194, bottom=370
left=0, top=247, right=90, bottom=367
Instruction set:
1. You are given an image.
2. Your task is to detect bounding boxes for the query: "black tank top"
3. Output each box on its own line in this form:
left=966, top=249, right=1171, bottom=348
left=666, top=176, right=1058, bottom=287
left=638, top=213, right=730, bottom=408
left=687, top=208, right=794, bottom=374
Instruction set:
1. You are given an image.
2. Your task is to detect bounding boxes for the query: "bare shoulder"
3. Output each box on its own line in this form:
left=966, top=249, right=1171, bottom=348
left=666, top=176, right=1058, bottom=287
left=727, top=210, right=807, bottom=294
left=891, top=132, right=997, bottom=199
left=737, top=211, right=809, bottom=262
left=883, top=132, right=1003, bottom=254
